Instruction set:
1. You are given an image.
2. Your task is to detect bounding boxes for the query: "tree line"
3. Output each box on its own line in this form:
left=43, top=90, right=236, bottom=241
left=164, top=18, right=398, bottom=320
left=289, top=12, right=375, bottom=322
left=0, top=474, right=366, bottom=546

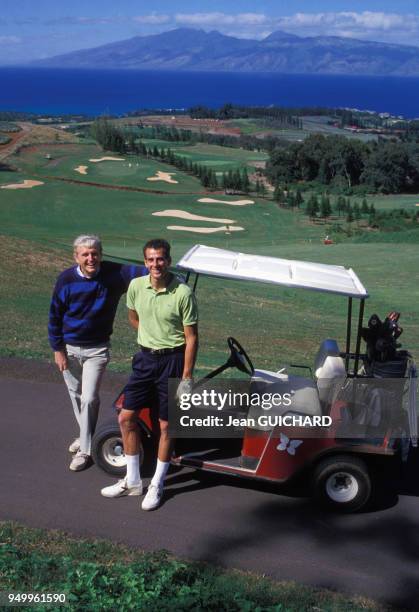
left=130, top=124, right=284, bottom=153
left=187, top=104, right=379, bottom=128
left=146, top=145, right=251, bottom=193
left=90, top=119, right=126, bottom=153
left=89, top=118, right=419, bottom=206
left=189, top=103, right=302, bottom=128
left=273, top=186, right=418, bottom=232
left=266, top=134, right=419, bottom=194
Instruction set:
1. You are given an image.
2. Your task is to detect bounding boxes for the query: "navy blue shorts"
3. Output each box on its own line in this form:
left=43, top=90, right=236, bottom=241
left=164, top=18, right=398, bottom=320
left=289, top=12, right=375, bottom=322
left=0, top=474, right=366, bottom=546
left=122, top=349, right=184, bottom=421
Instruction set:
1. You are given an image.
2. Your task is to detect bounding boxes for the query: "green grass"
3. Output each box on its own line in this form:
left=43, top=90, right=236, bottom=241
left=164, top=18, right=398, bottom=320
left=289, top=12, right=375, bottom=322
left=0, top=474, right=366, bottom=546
left=287, top=188, right=419, bottom=213
left=229, top=118, right=308, bottom=142
left=227, top=117, right=377, bottom=142
left=0, top=522, right=385, bottom=612
left=227, top=118, right=265, bottom=135
left=141, top=138, right=192, bottom=149
left=173, top=142, right=268, bottom=171
left=301, top=117, right=377, bottom=142
left=0, top=166, right=323, bottom=255
left=9, top=144, right=204, bottom=193
left=366, top=193, right=419, bottom=211
left=1, top=141, right=418, bottom=373
left=11, top=141, right=268, bottom=183
left=1, top=231, right=418, bottom=376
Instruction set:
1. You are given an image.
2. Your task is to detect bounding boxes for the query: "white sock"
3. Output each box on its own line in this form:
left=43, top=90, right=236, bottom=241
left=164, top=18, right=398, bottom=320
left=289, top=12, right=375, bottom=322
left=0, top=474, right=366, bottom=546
left=126, top=454, right=141, bottom=486
left=151, top=459, right=170, bottom=487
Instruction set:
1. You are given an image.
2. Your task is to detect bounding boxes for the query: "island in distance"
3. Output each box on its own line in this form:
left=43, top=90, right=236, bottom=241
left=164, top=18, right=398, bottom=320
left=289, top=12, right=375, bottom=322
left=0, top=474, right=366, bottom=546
left=33, top=27, right=419, bottom=77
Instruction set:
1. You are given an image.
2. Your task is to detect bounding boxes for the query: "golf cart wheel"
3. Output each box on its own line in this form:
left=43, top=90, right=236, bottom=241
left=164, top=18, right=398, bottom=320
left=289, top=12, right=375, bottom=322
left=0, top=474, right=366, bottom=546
left=312, top=455, right=371, bottom=513
left=92, top=420, right=143, bottom=477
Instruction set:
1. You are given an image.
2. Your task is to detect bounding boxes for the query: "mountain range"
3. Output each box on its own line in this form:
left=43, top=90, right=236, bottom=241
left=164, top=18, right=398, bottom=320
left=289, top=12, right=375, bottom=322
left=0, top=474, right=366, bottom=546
left=33, top=28, right=419, bottom=76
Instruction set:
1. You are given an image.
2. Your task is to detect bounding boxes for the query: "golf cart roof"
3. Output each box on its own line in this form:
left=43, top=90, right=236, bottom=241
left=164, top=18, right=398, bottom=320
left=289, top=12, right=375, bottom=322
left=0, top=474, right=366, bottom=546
left=177, top=245, right=369, bottom=299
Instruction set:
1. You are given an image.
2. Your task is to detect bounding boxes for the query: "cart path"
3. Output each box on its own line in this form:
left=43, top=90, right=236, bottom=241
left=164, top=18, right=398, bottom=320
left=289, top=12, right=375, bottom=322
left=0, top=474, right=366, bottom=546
left=1, top=358, right=419, bottom=610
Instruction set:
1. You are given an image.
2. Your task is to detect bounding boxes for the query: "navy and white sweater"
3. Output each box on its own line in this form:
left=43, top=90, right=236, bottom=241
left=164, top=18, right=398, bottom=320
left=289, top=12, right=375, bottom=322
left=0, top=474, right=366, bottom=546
left=48, top=261, right=147, bottom=351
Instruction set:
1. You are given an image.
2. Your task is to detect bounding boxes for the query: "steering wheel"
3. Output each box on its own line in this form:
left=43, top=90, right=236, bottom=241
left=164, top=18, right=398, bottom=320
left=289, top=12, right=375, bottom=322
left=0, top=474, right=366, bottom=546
left=227, top=337, right=255, bottom=376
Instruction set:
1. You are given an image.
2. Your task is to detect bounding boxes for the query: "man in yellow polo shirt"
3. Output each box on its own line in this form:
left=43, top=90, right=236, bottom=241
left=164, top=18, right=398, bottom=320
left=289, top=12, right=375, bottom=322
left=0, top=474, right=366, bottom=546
left=101, top=238, right=198, bottom=510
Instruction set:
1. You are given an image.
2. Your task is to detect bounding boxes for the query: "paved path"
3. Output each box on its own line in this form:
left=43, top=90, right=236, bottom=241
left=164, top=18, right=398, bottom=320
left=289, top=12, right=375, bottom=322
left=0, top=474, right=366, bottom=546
left=1, top=358, right=419, bottom=609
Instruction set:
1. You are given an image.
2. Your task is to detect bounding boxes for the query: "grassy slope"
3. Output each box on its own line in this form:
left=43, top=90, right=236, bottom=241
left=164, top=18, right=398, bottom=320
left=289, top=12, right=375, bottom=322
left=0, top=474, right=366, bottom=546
left=1, top=236, right=418, bottom=375
left=1, top=141, right=418, bottom=373
left=8, top=144, right=204, bottom=193
left=0, top=165, right=322, bottom=254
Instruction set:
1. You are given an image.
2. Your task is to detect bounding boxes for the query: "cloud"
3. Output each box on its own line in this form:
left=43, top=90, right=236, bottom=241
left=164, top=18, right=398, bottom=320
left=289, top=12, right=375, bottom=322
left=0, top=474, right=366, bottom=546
left=133, top=13, right=170, bottom=25
left=279, top=11, right=408, bottom=30
left=276, top=11, right=419, bottom=40
left=175, top=12, right=267, bottom=27
left=340, top=12, right=406, bottom=30
left=128, top=11, right=419, bottom=45
left=11, top=10, right=419, bottom=49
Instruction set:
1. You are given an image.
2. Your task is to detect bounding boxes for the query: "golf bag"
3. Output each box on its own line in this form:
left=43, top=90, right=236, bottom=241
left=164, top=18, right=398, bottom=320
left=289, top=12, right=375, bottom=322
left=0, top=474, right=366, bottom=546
left=361, top=311, right=408, bottom=378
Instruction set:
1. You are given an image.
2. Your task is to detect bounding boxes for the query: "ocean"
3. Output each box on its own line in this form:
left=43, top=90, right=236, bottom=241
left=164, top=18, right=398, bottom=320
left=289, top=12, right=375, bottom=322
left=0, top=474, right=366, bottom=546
left=0, top=67, right=418, bottom=118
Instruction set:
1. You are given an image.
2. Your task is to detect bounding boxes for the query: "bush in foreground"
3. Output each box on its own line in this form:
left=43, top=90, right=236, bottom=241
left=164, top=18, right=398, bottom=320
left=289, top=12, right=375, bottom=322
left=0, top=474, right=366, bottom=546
left=0, top=522, right=385, bottom=611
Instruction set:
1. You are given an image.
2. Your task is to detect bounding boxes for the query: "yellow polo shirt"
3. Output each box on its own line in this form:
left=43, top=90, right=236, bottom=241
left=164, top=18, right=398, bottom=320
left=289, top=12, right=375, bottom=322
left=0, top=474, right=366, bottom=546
left=126, top=273, right=198, bottom=349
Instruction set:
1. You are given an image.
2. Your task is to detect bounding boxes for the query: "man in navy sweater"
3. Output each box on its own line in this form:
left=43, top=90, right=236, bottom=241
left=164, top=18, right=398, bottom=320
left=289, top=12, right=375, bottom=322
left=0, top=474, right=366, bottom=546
left=48, top=235, right=147, bottom=471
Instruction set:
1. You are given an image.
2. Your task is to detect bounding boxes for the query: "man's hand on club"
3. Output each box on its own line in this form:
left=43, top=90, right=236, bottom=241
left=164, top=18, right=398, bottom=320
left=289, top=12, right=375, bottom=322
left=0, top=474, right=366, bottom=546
left=176, top=378, right=194, bottom=401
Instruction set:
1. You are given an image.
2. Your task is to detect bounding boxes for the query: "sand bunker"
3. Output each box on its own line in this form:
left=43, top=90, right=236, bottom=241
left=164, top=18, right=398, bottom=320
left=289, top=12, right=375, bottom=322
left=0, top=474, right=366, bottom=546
left=147, top=171, right=178, bottom=184
left=1, top=180, right=44, bottom=190
left=167, top=225, right=244, bottom=234
left=198, top=198, right=254, bottom=206
left=153, top=209, right=235, bottom=224
left=74, top=165, right=88, bottom=175
left=89, top=157, right=125, bottom=163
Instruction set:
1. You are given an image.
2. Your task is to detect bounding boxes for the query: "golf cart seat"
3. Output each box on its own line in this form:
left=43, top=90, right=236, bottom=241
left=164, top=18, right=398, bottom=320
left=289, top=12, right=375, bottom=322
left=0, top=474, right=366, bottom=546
left=248, top=369, right=322, bottom=431
left=314, top=339, right=346, bottom=408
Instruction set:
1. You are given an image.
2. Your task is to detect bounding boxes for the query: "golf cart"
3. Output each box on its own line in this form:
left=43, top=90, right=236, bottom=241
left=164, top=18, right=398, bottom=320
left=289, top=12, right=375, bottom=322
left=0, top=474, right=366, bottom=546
left=92, top=245, right=417, bottom=512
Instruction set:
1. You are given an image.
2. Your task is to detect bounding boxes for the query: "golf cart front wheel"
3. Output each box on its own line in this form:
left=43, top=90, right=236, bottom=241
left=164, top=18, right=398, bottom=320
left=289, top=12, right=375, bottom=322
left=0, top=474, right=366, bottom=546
left=92, top=420, right=144, bottom=477
left=312, top=455, right=371, bottom=513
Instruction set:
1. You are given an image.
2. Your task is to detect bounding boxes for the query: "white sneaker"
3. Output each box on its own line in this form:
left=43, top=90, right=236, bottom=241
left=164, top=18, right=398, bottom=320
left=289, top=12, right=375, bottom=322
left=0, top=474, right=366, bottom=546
left=69, top=451, right=90, bottom=471
left=101, top=477, right=143, bottom=498
left=68, top=438, right=80, bottom=454
left=141, top=483, right=163, bottom=511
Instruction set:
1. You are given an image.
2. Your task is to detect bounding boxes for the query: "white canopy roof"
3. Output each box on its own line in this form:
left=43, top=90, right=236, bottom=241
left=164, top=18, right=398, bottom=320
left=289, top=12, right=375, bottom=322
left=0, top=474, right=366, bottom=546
left=176, top=244, right=368, bottom=299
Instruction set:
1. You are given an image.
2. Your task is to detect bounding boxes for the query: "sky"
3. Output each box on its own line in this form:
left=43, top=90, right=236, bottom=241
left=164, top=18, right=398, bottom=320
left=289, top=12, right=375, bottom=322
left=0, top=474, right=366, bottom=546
left=1, top=0, right=419, bottom=65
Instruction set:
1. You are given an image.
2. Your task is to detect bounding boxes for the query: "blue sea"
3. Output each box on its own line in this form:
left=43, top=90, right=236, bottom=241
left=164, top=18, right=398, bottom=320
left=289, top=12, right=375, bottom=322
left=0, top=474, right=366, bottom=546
left=1, top=67, right=419, bottom=118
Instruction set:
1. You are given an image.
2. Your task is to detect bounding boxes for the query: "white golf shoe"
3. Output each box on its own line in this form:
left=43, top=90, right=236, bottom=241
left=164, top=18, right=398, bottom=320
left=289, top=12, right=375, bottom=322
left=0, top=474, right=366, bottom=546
left=101, top=477, right=143, bottom=498
left=69, top=451, right=90, bottom=471
left=68, top=438, right=80, bottom=454
left=141, top=483, right=163, bottom=511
